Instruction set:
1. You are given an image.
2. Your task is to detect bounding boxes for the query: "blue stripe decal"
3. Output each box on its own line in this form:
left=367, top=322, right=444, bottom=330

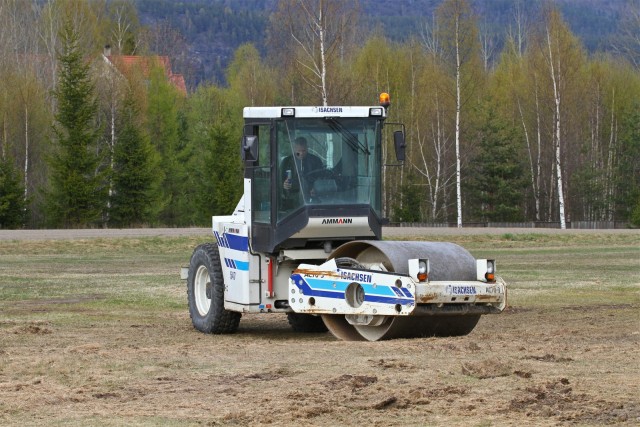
left=364, top=294, right=413, bottom=305
left=401, top=288, right=412, bottom=298
left=292, top=274, right=344, bottom=298
left=219, top=232, right=227, bottom=248
left=225, top=233, right=249, bottom=252
left=235, top=261, right=249, bottom=271
left=223, top=258, right=249, bottom=271
left=305, top=278, right=401, bottom=298
left=214, top=231, right=248, bottom=252
left=292, top=274, right=413, bottom=305
left=215, top=231, right=227, bottom=248
left=305, top=278, right=347, bottom=291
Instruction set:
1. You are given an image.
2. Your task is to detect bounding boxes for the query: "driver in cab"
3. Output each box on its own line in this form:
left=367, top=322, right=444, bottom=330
left=281, top=137, right=324, bottom=197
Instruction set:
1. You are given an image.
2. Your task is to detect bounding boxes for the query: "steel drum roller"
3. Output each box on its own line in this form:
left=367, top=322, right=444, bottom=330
left=321, top=241, right=481, bottom=341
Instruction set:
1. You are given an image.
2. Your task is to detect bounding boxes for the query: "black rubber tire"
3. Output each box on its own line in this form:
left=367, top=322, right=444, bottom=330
left=287, top=313, right=328, bottom=333
left=431, top=314, right=481, bottom=337
left=187, top=243, right=241, bottom=334
left=391, top=315, right=481, bottom=338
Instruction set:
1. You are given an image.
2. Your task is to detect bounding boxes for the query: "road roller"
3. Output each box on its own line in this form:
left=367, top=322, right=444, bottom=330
left=181, top=95, right=506, bottom=341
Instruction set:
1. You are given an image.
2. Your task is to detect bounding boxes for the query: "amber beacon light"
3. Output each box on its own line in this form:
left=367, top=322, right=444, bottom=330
left=379, top=92, right=390, bottom=108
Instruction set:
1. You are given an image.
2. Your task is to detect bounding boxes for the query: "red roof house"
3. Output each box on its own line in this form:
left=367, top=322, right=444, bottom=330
left=102, top=46, right=187, bottom=95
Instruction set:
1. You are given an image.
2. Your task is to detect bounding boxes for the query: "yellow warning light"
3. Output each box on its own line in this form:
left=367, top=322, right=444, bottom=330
left=379, top=92, right=390, bottom=108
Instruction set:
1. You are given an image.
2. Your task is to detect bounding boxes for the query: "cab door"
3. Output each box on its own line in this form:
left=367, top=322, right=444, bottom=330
left=247, top=122, right=275, bottom=253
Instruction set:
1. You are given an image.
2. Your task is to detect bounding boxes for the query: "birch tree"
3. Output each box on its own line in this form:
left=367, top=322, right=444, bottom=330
left=227, top=44, right=277, bottom=107
left=269, top=0, right=359, bottom=106
left=508, top=0, right=529, bottom=58
left=13, top=73, right=44, bottom=210
left=3, top=1, right=38, bottom=208
left=95, top=51, right=126, bottom=217
left=418, top=16, right=458, bottom=221
left=107, top=0, right=140, bottom=55
left=351, top=36, right=395, bottom=218
left=436, top=0, right=481, bottom=227
left=494, top=36, right=545, bottom=221
left=538, top=7, right=583, bottom=229
left=414, top=29, right=455, bottom=221
left=37, top=0, right=62, bottom=108
left=611, top=0, right=640, bottom=69
left=479, top=18, right=496, bottom=72
left=578, top=57, right=640, bottom=222
left=0, top=1, right=52, bottom=225
left=0, top=2, right=6, bottom=161
left=522, top=62, right=545, bottom=221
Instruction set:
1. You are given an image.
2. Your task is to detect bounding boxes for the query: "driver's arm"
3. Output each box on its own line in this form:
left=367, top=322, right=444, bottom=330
left=281, top=157, right=294, bottom=190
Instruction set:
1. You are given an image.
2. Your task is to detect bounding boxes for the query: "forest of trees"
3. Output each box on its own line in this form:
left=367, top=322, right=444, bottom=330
left=0, top=0, right=638, bottom=229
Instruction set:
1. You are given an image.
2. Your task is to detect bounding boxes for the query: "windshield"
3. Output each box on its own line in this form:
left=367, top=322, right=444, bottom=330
left=276, top=117, right=382, bottom=222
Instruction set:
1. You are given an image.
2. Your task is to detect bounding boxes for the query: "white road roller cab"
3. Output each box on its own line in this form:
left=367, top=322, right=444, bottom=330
left=182, top=94, right=506, bottom=341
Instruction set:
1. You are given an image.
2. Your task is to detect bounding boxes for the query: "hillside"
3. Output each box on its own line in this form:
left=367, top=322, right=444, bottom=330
left=134, top=0, right=625, bottom=87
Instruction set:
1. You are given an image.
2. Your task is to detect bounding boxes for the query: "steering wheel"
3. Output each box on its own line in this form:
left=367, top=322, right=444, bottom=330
left=304, top=168, right=336, bottom=181
left=304, top=168, right=338, bottom=203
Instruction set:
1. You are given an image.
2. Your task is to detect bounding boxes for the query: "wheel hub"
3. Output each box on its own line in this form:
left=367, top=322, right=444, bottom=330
left=194, top=265, right=212, bottom=316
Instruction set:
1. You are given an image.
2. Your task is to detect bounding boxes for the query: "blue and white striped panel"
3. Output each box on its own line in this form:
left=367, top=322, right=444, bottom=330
left=214, top=231, right=248, bottom=252
left=224, top=258, right=249, bottom=271
left=291, top=274, right=414, bottom=306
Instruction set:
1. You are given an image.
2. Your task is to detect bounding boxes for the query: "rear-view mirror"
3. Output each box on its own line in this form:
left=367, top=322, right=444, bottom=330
left=394, top=131, right=406, bottom=162
left=242, top=135, right=258, bottom=162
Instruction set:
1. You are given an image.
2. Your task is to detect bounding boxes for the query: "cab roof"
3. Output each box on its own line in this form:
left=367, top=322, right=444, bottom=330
left=243, top=106, right=386, bottom=119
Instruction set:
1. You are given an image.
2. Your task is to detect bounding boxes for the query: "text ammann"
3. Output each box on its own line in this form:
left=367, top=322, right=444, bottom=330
left=322, top=218, right=353, bottom=224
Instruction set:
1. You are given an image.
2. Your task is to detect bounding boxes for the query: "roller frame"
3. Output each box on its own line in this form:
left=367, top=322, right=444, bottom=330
left=289, top=259, right=506, bottom=317
left=290, top=259, right=417, bottom=317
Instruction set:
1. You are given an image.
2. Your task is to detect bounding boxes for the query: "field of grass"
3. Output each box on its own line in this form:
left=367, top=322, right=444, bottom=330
left=0, top=231, right=638, bottom=425
left=1, top=232, right=637, bottom=309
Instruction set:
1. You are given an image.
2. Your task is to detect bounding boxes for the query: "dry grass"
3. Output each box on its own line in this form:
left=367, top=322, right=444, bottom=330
left=0, top=231, right=639, bottom=426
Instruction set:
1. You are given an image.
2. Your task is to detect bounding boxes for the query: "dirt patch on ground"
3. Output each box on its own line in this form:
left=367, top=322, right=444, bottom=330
left=1, top=304, right=639, bottom=426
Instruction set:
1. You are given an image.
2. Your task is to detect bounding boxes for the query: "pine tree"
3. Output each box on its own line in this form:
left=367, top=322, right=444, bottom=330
left=109, top=89, right=162, bottom=227
left=208, top=121, right=243, bottom=215
left=185, top=85, right=243, bottom=224
left=393, top=174, right=423, bottom=223
left=467, top=103, right=527, bottom=222
left=0, top=156, right=27, bottom=229
left=146, top=65, right=189, bottom=225
left=46, top=21, right=106, bottom=227
left=616, top=103, right=640, bottom=226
